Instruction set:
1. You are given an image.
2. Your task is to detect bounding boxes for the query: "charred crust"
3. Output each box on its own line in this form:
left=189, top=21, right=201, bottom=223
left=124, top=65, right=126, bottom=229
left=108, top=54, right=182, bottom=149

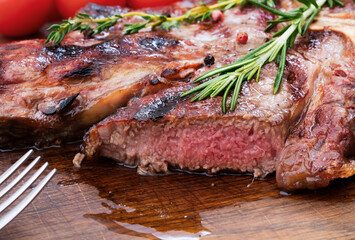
left=45, top=45, right=84, bottom=61
left=62, top=66, right=98, bottom=79
left=184, top=72, right=195, bottom=82
left=161, top=60, right=204, bottom=81
left=57, top=93, right=80, bottom=112
left=133, top=94, right=184, bottom=121
left=140, top=73, right=161, bottom=86
left=40, top=104, right=57, bottom=115
left=285, top=54, right=309, bottom=101
left=139, top=37, right=178, bottom=51
left=161, top=68, right=177, bottom=78
left=40, top=93, right=80, bottom=115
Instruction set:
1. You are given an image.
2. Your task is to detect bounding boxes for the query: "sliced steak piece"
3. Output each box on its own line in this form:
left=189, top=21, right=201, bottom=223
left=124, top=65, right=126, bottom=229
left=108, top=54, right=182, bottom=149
left=82, top=45, right=319, bottom=177
left=0, top=3, right=273, bottom=149
left=276, top=30, right=355, bottom=190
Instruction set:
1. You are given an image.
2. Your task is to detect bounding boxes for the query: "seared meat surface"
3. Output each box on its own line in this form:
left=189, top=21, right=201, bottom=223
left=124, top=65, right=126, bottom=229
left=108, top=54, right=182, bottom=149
left=276, top=31, right=355, bottom=190
left=0, top=0, right=354, bottom=190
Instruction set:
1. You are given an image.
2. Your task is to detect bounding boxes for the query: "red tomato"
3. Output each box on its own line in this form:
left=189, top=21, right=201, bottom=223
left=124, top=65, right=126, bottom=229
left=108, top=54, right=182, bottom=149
left=127, top=0, right=181, bottom=9
left=56, top=0, right=127, bottom=19
left=0, top=0, right=55, bottom=37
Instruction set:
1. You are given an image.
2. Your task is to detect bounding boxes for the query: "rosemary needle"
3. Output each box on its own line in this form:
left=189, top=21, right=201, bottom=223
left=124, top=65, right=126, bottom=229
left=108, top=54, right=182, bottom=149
left=182, top=0, right=344, bottom=113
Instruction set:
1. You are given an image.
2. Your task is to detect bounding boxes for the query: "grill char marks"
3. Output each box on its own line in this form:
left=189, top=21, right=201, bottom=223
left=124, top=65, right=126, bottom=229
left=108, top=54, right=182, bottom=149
left=139, top=37, right=179, bottom=51
left=134, top=94, right=185, bottom=121
left=45, top=34, right=179, bottom=65
left=62, top=66, right=98, bottom=79
left=45, top=45, right=84, bottom=61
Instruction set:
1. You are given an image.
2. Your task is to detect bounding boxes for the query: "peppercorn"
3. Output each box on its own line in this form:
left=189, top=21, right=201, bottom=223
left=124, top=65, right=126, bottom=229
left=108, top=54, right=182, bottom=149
left=212, top=10, right=224, bottom=22
left=237, top=32, right=248, bottom=44
left=204, top=54, right=215, bottom=66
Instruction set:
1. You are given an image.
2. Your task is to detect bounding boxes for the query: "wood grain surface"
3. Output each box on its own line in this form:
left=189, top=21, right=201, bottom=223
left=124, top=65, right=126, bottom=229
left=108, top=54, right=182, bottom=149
left=0, top=34, right=354, bottom=240
left=0, top=144, right=354, bottom=240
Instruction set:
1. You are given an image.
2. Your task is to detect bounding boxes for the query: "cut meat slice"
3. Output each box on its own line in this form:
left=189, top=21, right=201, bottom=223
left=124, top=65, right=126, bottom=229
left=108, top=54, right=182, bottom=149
left=81, top=46, right=319, bottom=177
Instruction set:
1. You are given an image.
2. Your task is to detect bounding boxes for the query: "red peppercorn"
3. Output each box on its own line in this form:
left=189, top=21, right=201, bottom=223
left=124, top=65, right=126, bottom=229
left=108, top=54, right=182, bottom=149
left=237, top=32, right=248, bottom=44
left=212, top=10, right=224, bottom=22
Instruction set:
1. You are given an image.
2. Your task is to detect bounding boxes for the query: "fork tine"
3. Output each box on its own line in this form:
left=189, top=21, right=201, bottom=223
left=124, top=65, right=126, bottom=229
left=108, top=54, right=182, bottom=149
left=0, top=162, right=48, bottom=213
left=0, top=150, right=33, bottom=185
left=0, top=157, right=41, bottom=199
left=0, top=168, right=56, bottom=230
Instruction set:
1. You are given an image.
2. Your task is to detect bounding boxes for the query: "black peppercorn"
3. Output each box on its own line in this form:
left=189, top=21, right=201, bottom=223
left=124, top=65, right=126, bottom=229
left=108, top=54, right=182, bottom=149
left=204, top=54, right=215, bottom=66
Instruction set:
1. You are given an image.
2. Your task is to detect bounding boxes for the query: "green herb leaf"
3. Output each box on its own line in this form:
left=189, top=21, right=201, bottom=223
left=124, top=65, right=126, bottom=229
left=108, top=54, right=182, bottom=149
left=159, top=20, right=181, bottom=30
left=247, top=0, right=302, bottom=18
left=142, top=15, right=153, bottom=20
left=273, top=43, right=287, bottom=94
left=123, top=21, right=149, bottom=35
left=333, top=0, right=344, bottom=7
left=301, top=7, right=320, bottom=36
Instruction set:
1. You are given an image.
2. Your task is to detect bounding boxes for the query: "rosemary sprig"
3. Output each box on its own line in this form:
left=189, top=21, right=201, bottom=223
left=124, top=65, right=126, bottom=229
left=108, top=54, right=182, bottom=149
left=181, top=0, right=343, bottom=112
left=46, top=0, right=264, bottom=45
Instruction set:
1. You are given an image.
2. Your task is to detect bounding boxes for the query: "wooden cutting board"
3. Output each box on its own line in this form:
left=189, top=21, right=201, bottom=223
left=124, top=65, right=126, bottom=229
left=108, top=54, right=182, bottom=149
left=0, top=144, right=354, bottom=240
left=0, top=34, right=354, bottom=240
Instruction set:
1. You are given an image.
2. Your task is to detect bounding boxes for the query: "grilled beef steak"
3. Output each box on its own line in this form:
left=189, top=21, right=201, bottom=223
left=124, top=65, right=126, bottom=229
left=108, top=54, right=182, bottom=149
left=0, top=1, right=354, bottom=190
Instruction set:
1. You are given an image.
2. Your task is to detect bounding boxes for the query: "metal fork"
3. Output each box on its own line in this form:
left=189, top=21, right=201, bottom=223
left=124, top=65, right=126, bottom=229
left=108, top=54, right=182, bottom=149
left=0, top=150, right=56, bottom=229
